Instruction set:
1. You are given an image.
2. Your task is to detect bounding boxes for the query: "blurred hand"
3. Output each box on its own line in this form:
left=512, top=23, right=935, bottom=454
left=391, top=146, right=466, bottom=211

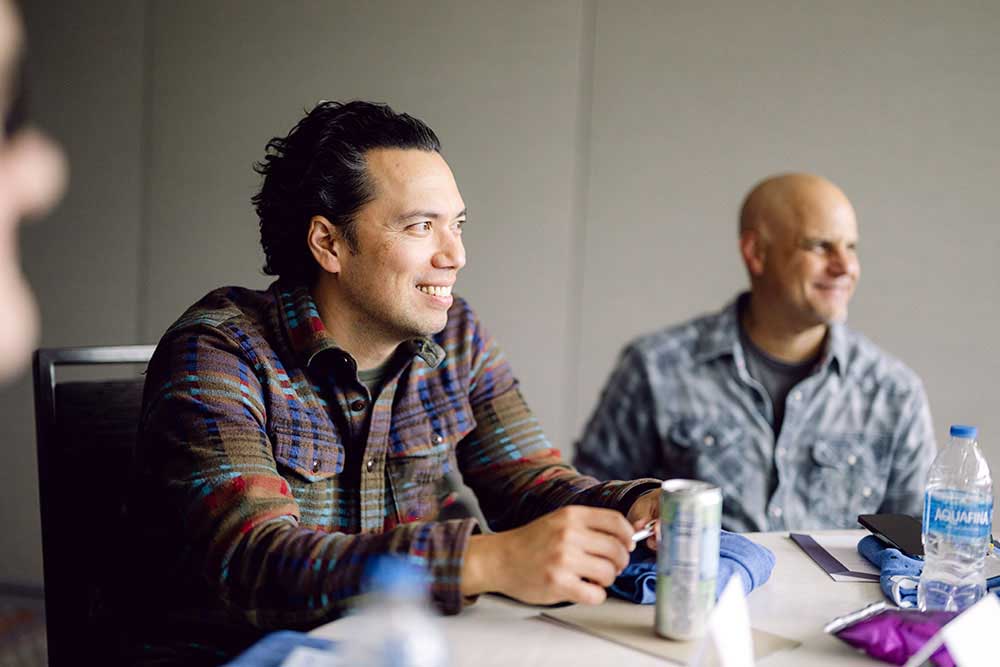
left=461, top=505, right=635, bottom=605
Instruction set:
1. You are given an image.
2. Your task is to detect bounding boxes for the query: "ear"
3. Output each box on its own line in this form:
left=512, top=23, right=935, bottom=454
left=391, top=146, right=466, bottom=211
left=739, top=229, right=767, bottom=277
left=307, top=216, right=343, bottom=274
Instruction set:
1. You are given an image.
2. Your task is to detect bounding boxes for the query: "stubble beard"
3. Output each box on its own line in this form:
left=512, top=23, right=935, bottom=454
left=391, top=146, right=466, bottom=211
left=360, top=294, right=445, bottom=345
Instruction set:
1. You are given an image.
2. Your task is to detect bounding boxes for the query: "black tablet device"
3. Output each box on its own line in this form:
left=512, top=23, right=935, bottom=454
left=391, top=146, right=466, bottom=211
left=857, top=513, right=924, bottom=558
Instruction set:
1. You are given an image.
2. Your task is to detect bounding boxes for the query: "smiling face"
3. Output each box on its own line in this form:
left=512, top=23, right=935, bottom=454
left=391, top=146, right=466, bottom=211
left=322, top=148, right=466, bottom=347
left=742, top=175, right=860, bottom=328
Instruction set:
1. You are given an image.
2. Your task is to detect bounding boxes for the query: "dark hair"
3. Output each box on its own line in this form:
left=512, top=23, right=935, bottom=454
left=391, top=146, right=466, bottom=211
left=252, top=100, right=442, bottom=284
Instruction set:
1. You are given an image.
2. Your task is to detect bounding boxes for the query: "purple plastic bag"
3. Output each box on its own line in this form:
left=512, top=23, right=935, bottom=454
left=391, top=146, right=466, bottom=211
left=825, top=602, right=957, bottom=666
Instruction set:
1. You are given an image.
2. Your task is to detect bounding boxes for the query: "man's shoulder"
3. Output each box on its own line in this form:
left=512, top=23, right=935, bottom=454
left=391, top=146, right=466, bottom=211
left=840, top=326, right=925, bottom=396
left=625, top=308, right=727, bottom=370
left=163, top=285, right=276, bottom=340
left=142, top=286, right=282, bottom=415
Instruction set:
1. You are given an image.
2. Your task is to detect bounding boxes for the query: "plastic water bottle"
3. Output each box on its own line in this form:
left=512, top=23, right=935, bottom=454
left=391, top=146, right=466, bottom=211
left=918, top=424, right=994, bottom=611
left=335, top=557, right=449, bottom=667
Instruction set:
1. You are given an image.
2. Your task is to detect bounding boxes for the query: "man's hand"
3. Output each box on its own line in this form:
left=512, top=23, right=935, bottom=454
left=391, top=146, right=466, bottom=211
left=461, top=506, right=635, bottom=605
left=626, top=489, right=660, bottom=550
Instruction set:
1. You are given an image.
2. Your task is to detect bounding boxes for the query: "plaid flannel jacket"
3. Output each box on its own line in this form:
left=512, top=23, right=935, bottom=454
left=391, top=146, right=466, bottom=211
left=129, top=281, right=657, bottom=662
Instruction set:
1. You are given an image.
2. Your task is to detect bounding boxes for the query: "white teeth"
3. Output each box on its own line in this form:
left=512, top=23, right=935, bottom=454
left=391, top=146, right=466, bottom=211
left=417, top=285, right=452, bottom=297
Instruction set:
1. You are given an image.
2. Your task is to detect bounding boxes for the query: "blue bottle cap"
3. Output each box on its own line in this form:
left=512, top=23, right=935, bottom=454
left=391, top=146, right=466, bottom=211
left=949, top=424, right=978, bottom=439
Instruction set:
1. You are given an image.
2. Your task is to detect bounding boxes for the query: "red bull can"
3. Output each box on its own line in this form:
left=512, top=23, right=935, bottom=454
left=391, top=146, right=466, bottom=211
left=655, top=479, right=722, bottom=640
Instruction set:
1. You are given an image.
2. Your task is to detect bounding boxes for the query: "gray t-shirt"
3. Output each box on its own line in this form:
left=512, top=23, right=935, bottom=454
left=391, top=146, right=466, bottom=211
left=357, top=357, right=394, bottom=401
left=353, top=351, right=405, bottom=441
left=738, top=323, right=818, bottom=438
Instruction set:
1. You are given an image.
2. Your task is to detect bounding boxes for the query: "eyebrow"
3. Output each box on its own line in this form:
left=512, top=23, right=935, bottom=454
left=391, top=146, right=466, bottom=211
left=800, top=236, right=858, bottom=246
left=398, top=208, right=467, bottom=222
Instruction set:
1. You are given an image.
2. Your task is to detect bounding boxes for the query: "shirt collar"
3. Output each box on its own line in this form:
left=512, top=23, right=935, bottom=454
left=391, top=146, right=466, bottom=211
left=693, top=291, right=846, bottom=376
left=273, top=281, right=446, bottom=370
left=692, top=293, right=745, bottom=364
left=817, top=320, right=847, bottom=376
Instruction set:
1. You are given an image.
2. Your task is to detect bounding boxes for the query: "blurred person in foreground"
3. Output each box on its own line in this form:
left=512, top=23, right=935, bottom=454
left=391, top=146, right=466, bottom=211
left=128, top=100, right=664, bottom=665
left=0, top=0, right=66, bottom=381
left=576, top=173, right=935, bottom=532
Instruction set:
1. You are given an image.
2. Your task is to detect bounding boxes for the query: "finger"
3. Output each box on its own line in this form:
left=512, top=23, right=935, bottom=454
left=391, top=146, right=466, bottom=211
left=578, top=531, right=631, bottom=573
left=574, top=550, right=625, bottom=587
left=560, top=573, right=609, bottom=606
left=645, top=520, right=662, bottom=550
left=575, top=506, right=635, bottom=546
left=626, top=489, right=659, bottom=524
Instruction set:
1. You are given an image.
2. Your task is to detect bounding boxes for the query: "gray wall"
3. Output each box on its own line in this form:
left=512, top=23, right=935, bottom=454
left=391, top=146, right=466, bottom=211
left=4, top=0, right=998, bottom=583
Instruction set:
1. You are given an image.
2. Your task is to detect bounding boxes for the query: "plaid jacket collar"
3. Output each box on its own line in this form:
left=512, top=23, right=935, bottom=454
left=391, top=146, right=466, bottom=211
left=693, top=291, right=846, bottom=376
left=272, top=281, right=446, bottom=371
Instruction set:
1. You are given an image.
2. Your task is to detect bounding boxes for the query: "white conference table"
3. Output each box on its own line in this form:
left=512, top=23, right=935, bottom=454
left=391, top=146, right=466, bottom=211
left=311, top=530, right=885, bottom=666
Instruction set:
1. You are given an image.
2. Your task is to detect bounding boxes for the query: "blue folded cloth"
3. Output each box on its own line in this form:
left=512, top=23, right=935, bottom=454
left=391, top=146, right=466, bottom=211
left=608, top=530, right=776, bottom=604
left=858, top=535, right=1000, bottom=608
left=857, top=534, right=923, bottom=608
left=221, top=631, right=335, bottom=667
left=608, top=558, right=658, bottom=604
left=720, top=530, right=777, bottom=593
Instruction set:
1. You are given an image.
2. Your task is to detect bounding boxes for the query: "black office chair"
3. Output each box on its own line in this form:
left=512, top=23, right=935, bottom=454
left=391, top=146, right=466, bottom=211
left=32, top=345, right=155, bottom=667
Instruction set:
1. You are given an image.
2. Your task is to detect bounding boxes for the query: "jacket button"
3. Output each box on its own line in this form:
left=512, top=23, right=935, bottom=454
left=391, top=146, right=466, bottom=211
left=350, top=399, right=367, bottom=412
left=311, top=459, right=321, bottom=473
left=366, top=459, right=375, bottom=472
left=432, top=433, right=444, bottom=445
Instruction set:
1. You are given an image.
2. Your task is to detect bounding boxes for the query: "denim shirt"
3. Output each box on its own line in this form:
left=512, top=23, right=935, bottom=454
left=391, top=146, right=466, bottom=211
left=574, top=294, right=936, bottom=532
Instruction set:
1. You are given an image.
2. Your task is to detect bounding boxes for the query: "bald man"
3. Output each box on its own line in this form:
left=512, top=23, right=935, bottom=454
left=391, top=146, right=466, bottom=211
left=574, top=174, right=935, bottom=532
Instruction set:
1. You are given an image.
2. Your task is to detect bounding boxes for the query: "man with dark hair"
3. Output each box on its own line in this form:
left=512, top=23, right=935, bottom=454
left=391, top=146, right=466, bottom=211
left=575, top=173, right=935, bottom=532
left=252, top=101, right=443, bottom=283
left=130, top=100, right=662, bottom=664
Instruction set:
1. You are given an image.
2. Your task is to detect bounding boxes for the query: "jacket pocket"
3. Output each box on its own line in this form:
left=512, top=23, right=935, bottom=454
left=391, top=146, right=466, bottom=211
left=385, top=402, right=471, bottom=522
left=667, top=415, right=746, bottom=485
left=271, top=421, right=345, bottom=482
left=808, top=434, right=885, bottom=527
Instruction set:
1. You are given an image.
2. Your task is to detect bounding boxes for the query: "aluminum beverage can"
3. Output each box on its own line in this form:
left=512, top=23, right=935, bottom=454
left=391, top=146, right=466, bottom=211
left=655, top=479, right=722, bottom=640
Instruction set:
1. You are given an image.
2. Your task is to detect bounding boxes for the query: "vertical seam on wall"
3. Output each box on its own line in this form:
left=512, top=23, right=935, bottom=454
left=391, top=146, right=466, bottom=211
left=136, top=0, right=155, bottom=343
left=564, top=0, right=598, bottom=454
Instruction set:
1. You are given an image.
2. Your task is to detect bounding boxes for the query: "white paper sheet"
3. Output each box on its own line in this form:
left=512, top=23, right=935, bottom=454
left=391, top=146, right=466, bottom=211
left=812, top=533, right=880, bottom=578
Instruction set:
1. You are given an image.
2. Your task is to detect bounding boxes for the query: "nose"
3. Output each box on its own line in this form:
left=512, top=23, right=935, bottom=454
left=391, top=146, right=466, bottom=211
left=827, top=244, right=857, bottom=277
left=431, top=225, right=466, bottom=271
left=0, top=129, right=67, bottom=222
left=827, top=251, right=846, bottom=276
